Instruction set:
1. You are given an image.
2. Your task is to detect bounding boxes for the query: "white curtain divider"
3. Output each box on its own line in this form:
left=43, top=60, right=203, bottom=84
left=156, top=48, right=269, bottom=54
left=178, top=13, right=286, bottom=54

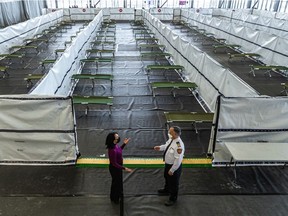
left=107, top=8, right=134, bottom=20
left=143, top=10, right=258, bottom=111
left=273, top=37, right=288, bottom=66
left=31, top=10, right=103, bottom=96
left=22, top=0, right=46, bottom=19
left=182, top=9, right=288, bottom=67
left=0, top=0, right=25, bottom=27
left=0, top=10, right=63, bottom=54
left=69, top=8, right=99, bottom=21
left=0, top=95, right=77, bottom=165
left=149, top=8, right=173, bottom=20
left=208, top=97, right=288, bottom=164
left=212, top=9, right=288, bottom=38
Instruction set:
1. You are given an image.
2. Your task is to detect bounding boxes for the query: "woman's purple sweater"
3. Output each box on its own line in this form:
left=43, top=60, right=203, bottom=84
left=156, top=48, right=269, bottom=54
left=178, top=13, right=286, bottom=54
left=108, top=144, right=126, bottom=170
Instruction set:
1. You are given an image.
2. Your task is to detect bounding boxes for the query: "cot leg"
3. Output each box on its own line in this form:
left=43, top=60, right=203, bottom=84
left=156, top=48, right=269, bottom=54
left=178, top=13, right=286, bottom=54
left=92, top=80, right=95, bottom=90
left=152, top=88, right=156, bottom=98
left=192, top=122, right=198, bottom=134
left=109, top=105, right=112, bottom=116
left=3, top=70, right=9, bottom=78
left=249, top=69, right=255, bottom=77
left=171, top=89, right=176, bottom=99
left=96, top=62, right=99, bottom=72
left=26, top=80, right=31, bottom=88
left=233, top=164, right=237, bottom=180
left=110, top=80, right=113, bottom=90
left=85, top=105, right=89, bottom=116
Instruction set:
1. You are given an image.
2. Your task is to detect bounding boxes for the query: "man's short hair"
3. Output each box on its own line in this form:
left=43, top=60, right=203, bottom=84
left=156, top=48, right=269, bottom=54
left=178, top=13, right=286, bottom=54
left=172, top=126, right=181, bottom=136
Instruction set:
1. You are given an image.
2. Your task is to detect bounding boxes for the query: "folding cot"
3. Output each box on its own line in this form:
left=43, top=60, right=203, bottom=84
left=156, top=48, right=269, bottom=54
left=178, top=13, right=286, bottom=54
left=24, top=74, right=44, bottom=88
left=213, top=44, right=241, bottom=53
left=86, top=49, right=115, bottom=58
left=228, top=53, right=261, bottom=62
left=164, top=112, right=214, bottom=133
left=72, top=95, right=113, bottom=115
left=71, top=74, right=113, bottom=89
left=138, top=44, right=165, bottom=52
left=140, top=52, right=172, bottom=62
left=151, top=81, right=198, bottom=98
left=80, top=58, right=113, bottom=70
left=249, top=65, right=288, bottom=77
left=145, top=65, right=184, bottom=75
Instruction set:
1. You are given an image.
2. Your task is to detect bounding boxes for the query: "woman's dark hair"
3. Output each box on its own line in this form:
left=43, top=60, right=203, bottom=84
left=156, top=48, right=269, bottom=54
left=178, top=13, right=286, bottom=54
left=105, top=132, right=118, bottom=149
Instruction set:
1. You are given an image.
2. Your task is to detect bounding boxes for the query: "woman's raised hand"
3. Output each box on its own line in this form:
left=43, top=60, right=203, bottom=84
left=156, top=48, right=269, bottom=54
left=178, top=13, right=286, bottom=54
left=123, top=138, right=131, bottom=145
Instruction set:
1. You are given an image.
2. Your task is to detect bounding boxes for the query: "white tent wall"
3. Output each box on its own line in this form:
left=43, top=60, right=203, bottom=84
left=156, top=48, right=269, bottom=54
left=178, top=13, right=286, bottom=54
left=0, top=0, right=26, bottom=28
left=149, top=8, right=173, bottom=20
left=212, top=9, right=288, bottom=38
left=68, top=8, right=99, bottom=21
left=0, top=95, right=77, bottom=165
left=0, top=10, right=63, bottom=54
left=30, top=10, right=103, bottom=96
left=107, top=8, right=134, bottom=20
left=208, top=97, right=288, bottom=165
left=275, top=11, right=288, bottom=20
left=0, top=0, right=46, bottom=28
left=143, top=10, right=258, bottom=111
left=181, top=9, right=288, bottom=67
left=22, top=0, right=47, bottom=20
left=46, top=8, right=100, bottom=21
left=274, top=37, right=288, bottom=67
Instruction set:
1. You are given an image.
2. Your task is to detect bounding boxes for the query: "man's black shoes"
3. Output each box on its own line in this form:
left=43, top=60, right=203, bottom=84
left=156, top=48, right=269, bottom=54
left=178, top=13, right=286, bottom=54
left=165, top=200, right=176, bottom=206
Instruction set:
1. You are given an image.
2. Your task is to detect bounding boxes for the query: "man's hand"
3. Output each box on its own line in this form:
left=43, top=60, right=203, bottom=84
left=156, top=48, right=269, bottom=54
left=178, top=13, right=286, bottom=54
left=168, top=170, right=173, bottom=176
left=154, top=146, right=160, bottom=151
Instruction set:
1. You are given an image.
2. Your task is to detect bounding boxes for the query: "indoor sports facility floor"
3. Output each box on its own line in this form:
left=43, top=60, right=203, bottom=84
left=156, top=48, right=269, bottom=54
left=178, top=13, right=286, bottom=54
left=0, top=21, right=287, bottom=216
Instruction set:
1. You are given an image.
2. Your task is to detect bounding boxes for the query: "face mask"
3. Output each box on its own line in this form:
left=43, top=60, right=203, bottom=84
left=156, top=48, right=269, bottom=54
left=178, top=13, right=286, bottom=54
left=168, top=133, right=173, bottom=139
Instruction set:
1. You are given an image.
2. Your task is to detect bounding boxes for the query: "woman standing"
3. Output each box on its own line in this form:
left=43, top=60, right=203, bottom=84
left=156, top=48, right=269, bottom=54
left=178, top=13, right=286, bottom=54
left=105, top=132, right=132, bottom=204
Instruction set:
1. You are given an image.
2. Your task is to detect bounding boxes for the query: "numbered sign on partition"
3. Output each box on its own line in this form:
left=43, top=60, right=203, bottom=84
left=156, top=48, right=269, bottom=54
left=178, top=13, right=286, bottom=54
left=82, top=9, right=86, bottom=12
left=179, top=0, right=186, bottom=5
left=119, top=8, right=123, bottom=13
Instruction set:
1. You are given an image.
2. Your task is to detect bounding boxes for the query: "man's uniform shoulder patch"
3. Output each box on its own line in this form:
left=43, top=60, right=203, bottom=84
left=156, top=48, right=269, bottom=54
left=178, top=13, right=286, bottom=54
left=176, top=142, right=182, bottom=154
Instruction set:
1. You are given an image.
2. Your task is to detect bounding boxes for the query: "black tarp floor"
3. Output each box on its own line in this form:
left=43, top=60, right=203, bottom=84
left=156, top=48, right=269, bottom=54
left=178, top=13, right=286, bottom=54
left=0, top=22, right=288, bottom=215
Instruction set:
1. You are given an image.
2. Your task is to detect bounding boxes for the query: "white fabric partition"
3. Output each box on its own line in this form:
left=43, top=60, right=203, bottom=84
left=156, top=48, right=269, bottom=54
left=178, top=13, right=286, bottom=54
left=0, top=95, right=77, bottom=165
left=68, top=8, right=99, bottom=21
left=0, top=0, right=45, bottom=27
left=212, top=9, right=288, bottom=38
left=0, top=10, right=63, bottom=54
left=208, top=97, right=288, bottom=164
left=181, top=9, right=288, bottom=67
left=143, top=10, right=258, bottom=111
left=149, top=8, right=173, bottom=20
left=106, top=8, right=134, bottom=20
left=31, top=11, right=103, bottom=96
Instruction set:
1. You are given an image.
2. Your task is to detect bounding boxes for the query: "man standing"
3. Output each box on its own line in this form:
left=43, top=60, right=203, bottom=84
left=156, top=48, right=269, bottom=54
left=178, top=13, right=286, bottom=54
left=154, top=126, right=185, bottom=206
